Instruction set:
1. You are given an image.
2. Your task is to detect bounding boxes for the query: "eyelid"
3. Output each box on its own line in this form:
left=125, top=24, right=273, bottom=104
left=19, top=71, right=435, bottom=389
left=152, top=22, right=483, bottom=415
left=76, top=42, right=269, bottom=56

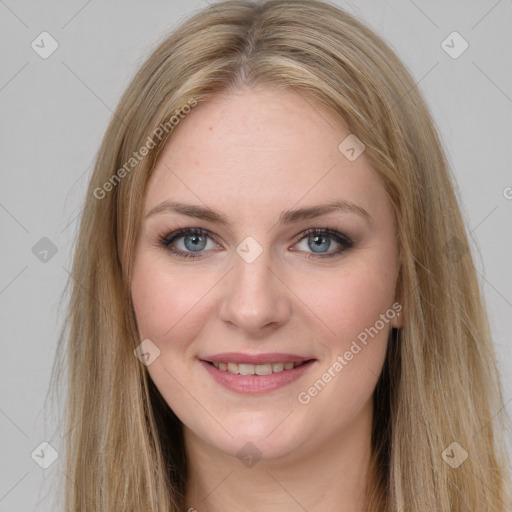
left=157, top=225, right=354, bottom=259
left=159, top=226, right=220, bottom=248
left=291, top=227, right=353, bottom=246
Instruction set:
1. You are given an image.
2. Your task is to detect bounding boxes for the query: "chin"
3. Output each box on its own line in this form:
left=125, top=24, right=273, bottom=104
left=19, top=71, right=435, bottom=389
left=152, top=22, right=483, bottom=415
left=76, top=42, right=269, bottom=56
left=191, top=411, right=314, bottom=465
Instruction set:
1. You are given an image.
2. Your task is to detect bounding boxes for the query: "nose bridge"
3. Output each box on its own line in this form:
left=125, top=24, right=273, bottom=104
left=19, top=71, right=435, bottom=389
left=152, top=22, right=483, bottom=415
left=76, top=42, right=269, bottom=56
left=218, top=238, right=291, bottom=333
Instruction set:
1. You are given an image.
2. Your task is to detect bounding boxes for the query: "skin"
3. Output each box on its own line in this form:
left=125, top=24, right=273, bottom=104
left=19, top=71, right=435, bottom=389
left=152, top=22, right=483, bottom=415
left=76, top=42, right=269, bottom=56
left=131, top=85, right=402, bottom=512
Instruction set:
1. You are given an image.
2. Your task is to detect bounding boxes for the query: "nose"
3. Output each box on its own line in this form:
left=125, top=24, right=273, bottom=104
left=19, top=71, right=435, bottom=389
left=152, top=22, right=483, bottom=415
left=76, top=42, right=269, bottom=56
left=218, top=246, right=292, bottom=337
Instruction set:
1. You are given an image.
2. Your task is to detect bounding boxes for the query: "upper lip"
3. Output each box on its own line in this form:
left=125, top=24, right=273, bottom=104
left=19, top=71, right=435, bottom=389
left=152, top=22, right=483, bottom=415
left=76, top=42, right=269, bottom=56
left=201, top=352, right=315, bottom=365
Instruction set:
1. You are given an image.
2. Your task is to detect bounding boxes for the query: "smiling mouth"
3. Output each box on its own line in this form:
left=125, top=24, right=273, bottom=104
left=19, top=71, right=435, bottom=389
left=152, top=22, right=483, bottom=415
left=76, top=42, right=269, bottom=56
left=205, top=360, right=313, bottom=375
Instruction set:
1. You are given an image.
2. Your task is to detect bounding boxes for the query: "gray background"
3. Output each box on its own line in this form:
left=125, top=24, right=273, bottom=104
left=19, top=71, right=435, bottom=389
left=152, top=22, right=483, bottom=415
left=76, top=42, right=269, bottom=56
left=0, top=0, right=511, bottom=509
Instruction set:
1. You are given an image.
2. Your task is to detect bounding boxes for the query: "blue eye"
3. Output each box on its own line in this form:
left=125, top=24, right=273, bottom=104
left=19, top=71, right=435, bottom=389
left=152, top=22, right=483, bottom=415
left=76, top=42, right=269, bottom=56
left=158, top=227, right=353, bottom=259
left=293, top=229, right=352, bottom=258
left=159, top=228, right=218, bottom=259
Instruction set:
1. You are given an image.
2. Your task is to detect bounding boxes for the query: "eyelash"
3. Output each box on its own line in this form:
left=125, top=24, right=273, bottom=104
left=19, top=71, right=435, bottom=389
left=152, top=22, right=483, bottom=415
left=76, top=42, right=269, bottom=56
left=156, top=225, right=354, bottom=260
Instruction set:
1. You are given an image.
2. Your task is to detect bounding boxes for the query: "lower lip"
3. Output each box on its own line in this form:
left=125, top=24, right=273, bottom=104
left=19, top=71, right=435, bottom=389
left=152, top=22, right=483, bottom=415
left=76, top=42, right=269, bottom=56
left=199, top=360, right=316, bottom=394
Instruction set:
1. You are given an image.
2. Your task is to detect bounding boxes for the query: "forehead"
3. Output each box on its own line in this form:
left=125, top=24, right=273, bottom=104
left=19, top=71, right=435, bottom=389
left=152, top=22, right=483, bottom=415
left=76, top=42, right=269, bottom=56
left=143, top=87, right=388, bottom=222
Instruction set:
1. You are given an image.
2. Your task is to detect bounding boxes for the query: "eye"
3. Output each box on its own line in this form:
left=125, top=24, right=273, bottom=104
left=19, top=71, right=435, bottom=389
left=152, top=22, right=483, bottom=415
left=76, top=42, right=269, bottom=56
left=291, top=228, right=353, bottom=259
left=157, top=227, right=353, bottom=259
left=158, top=227, right=219, bottom=259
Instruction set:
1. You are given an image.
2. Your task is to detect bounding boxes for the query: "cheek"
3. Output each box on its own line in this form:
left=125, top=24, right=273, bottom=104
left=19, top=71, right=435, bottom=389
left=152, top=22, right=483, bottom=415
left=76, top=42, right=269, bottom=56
left=131, top=253, right=218, bottom=344
left=304, top=260, right=396, bottom=345
left=131, top=253, right=224, bottom=435
left=295, top=255, right=396, bottom=420
left=296, top=255, right=396, bottom=408
left=132, top=243, right=397, bottom=352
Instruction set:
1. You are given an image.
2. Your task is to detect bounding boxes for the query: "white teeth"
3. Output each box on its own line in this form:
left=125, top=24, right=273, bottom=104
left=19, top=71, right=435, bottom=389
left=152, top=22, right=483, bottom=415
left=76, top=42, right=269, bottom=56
left=238, top=363, right=254, bottom=375
left=255, top=364, right=273, bottom=375
left=212, top=361, right=302, bottom=375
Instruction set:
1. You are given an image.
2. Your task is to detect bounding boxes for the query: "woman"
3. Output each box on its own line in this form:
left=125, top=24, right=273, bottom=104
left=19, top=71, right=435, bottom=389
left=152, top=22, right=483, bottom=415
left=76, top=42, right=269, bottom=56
left=50, top=0, right=511, bottom=510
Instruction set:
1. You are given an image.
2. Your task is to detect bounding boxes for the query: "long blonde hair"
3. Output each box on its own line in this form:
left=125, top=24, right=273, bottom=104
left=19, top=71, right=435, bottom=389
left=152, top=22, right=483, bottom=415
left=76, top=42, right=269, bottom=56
left=49, top=0, right=512, bottom=509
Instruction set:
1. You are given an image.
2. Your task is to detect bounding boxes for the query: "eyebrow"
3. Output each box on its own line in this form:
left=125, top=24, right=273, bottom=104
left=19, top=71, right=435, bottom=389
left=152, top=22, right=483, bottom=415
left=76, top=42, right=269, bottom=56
left=144, top=199, right=373, bottom=226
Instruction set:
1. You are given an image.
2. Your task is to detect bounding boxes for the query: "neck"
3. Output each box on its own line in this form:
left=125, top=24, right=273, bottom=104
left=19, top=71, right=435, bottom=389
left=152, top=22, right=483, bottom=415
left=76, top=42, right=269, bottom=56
left=183, top=400, right=380, bottom=512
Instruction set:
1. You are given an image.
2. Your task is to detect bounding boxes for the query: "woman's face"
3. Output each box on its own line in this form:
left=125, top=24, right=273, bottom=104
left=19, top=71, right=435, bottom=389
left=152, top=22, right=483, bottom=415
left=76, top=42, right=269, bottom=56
left=131, top=86, right=401, bottom=463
